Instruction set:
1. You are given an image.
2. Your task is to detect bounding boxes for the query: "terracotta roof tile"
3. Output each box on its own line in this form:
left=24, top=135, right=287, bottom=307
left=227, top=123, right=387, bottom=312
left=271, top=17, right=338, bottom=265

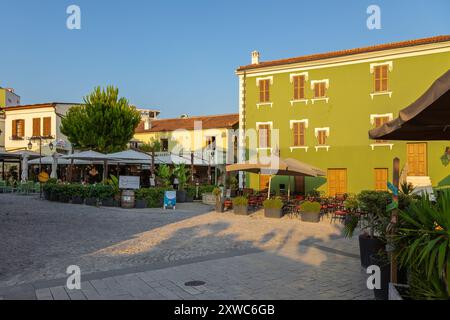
left=237, top=35, right=450, bottom=72
left=135, top=113, right=239, bottom=133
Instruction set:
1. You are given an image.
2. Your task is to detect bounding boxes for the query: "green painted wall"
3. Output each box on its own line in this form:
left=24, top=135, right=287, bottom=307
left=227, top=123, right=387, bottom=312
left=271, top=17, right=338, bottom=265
left=244, top=50, right=450, bottom=194
left=0, top=89, right=6, bottom=107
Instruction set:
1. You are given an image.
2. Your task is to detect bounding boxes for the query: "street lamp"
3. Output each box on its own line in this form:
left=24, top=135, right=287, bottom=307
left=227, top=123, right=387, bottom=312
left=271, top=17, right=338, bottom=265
left=28, top=135, right=55, bottom=199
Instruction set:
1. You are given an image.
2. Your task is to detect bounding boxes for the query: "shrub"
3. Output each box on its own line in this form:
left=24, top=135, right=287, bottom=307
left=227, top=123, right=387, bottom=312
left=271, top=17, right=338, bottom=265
left=198, top=185, right=215, bottom=196
left=185, top=185, right=196, bottom=198
left=136, top=187, right=172, bottom=208
left=299, top=201, right=321, bottom=213
left=86, top=184, right=115, bottom=200
left=232, top=196, right=248, bottom=206
left=263, top=198, right=283, bottom=209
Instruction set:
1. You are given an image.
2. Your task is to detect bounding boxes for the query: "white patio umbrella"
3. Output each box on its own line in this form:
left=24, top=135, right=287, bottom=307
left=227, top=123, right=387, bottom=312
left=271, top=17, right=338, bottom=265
left=50, top=153, right=58, bottom=179
left=62, top=150, right=112, bottom=180
left=21, top=154, right=29, bottom=182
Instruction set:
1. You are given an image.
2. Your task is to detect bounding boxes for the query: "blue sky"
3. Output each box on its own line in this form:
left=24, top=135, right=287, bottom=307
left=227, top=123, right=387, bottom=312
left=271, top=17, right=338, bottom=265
left=1, top=0, right=449, bottom=118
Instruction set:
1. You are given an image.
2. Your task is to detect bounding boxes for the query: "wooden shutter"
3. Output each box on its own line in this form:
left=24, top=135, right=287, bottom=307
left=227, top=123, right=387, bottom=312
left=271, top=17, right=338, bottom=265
left=314, top=82, right=326, bottom=98
left=293, top=76, right=305, bottom=100
left=318, top=130, right=327, bottom=145
left=33, top=118, right=41, bottom=137
left=259, top=124, right=270, bottom=148
left=375, top=116, right=389, bottom=143
left=374, top=65, right=388, bottom=92
left=12, top=120, right=17, bottom=137
left=293, top=122, right=305, bottom=147
left=259, top=79, right=270, bottom=103
left=43, top=117, right=51, bottom=136
left=16, top=119, right=25, bottom=138
left=374, top=169, right=388, bottom=191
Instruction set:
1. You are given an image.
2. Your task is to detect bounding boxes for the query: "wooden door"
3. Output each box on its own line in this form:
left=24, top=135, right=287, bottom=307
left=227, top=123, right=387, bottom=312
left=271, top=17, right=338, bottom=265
left=407, top=143, right=427, bottom=176
left=328, top=169, right=347, bottom=196
left=259, top=175, right=271, bottom=191
left=374, top=168, right=388, bottom=191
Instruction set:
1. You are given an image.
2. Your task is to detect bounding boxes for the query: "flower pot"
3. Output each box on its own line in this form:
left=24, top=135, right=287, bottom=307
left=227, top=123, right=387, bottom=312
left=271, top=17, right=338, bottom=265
left=233, top=205, right=249, bottom=215
left=301, top=211, right=320, bottom=223
left=389, top=283, right=409, bottom=300
left=369, top=253, right=390, bottom=300
left=102, top=198, right=120, bottom=207
left=135, top=199, right=147, bottom=209
left=71, top=196, right=84, bottom=205
left=185, top=194, right=194, bottom=202
left=49, top=192, right=59, bottom=202
left=264, top=208, right=283, bottom=219
left=176, top=190, right=186, bottom=203
left=359, top=234, right=384, bottom=268
left=44, top=190, right=51, bottom=200
left=85, top=197, right=98, bottom=206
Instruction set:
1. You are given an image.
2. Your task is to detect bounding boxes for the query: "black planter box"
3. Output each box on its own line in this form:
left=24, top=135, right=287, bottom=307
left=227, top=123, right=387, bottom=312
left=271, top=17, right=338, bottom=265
left=85, top=197, right=98, bottom=206
left=370, top=254, right=390, bottom=300
left=359, top=234, right=384, bottom=268
left=233, top=205, right=249, bottom=215
left=135, top=199, right=147, bottom=209
left=49, top=193, right=59, bottom=202
left=71, top=196, right=84, bottom=205
left=264, top=208, right=283, bottom=219
left=44, top=191, right=51, bottom=200
left=301, top=211, right=320, bottom=223
left=58, top=195, right=71, bottom=203
left=176, top=190, right=186, bottom=203
left=185, top=195, right=194, bottom=202
left=102, top=198, right=120, bottom=207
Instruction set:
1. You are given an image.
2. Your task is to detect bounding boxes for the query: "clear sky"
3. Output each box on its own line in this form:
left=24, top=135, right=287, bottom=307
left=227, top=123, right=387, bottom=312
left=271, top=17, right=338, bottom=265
left=1, top=0, right=449, bottom=118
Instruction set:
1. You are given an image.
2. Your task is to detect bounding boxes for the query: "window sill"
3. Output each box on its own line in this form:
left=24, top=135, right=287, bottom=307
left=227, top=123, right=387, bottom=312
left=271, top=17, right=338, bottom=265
left=311, top=97, right=329, bottom=104
left=256, top=102, right=273, bottom=109
left=370, top=143, right=394, bottom=150
left=290, top=146, right=309, bottom=152
left=257, top=147, right=273, bottom=152
left=315, top=145, right=330, bottom=151
left=10, top=136, right=24, bottom=141
left=290, top=99, right=308, bottom=106
left=370, top=91, right=392, bottom=99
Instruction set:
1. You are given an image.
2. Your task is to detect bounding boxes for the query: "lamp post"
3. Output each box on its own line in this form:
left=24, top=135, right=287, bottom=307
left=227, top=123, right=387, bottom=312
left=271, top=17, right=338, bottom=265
left=28, top=136, right=54, bottom=198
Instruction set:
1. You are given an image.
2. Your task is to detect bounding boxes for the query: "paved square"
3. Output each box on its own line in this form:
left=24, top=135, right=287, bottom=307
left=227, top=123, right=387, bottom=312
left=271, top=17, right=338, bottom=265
left=0, top=194, right=372, bottom=300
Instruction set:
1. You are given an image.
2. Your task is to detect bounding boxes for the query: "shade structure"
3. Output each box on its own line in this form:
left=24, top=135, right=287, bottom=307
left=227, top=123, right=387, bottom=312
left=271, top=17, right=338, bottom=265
left=369, top=69, right=450, bottom=141
left=106, top=150, right=153, bottom=163
left=21, top=154, right=29, bottom=182
left=226, top=156, right=325, bottom=177
left=28, top=156, right=91, bottom=165
left=226, top=156, right=325, bottom=199
left=0, top=151, right=22, bottom=160
left=62, top=150, right=113, bottom=180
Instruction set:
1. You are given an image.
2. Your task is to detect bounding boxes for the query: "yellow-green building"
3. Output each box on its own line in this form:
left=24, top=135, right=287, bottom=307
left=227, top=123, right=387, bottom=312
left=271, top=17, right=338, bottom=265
left=236, top=35, right=450, bottom=195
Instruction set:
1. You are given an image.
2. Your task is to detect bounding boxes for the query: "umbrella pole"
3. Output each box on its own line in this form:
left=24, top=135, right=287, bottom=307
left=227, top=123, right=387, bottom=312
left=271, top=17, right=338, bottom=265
left=288, top=176, right=291, bottom=201
left=268, top=175, right=272, bottom=200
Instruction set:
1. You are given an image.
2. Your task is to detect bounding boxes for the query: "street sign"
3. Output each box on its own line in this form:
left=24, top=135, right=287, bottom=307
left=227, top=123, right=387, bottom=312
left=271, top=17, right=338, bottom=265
left=119, top=176, right=140, bottom=190
left=38, top=171, right=49, bottom=183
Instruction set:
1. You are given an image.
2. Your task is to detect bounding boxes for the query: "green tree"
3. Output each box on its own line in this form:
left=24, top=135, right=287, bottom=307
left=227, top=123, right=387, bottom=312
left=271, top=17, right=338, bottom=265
left=61, top=86, right=141, bottom=153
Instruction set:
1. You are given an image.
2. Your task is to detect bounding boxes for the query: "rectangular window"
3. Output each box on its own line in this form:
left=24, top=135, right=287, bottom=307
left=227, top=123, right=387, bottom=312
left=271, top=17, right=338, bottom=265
left=317, top=130, right=327, bottom=145
left=259, top=79, right=270, bottom=103
left=314, top=82, right=326, bottom=98
left=293, top=122, right=305, bottom=147
left=374, top=116, right=390, bottom=143
left=293, top=75, right=305, bottom=100
left=160, top=138, right=169, bottom=152
left=12, top=119, right=25, bottom=139
left=43, top=117, right=51, bottom=137
left=374, top=65, right=388, bottom=92
left=258, top=124, right=271, bottom=148
left=33, top=118, right=41, bottom=137
left=205, top=136, right=216, bottom=150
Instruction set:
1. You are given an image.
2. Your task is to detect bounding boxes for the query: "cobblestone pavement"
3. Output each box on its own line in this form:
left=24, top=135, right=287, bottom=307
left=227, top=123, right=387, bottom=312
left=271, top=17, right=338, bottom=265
left=0, top=193, right=372, bottom=300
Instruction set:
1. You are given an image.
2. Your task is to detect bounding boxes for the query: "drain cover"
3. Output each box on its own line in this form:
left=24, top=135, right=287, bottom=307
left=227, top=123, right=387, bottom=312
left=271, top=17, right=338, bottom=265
left=185, top=280, right=206, bottom=287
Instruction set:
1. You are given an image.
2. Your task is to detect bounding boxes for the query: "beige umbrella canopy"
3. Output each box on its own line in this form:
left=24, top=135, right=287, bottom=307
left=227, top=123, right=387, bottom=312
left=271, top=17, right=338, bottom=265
left=226, top=156, right=325, bottom=199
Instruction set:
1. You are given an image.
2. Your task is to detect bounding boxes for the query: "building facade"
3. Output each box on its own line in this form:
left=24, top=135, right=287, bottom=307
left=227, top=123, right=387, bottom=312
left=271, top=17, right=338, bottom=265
left=134, top=114, right=239, bottom=183
left=0, top=87, right=21, bottom=150
left=236, top=35, right=450, bottom=195
left=3, top=103, right=78, bottom=155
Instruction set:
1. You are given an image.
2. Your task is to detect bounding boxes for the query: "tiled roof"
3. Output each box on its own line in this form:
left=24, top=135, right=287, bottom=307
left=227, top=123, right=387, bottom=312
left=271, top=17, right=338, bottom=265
left=1, top=102, right=79, bottom=111
left=237, top=35, right=450, bottom=72
left=135, top=114, right=239, bottom=133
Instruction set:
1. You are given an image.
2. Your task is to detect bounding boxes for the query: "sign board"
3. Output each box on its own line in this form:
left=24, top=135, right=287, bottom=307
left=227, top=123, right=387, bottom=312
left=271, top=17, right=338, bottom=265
left=38, top=171, right=49, bottom=183
left=119, top=176, right=140, bottom=190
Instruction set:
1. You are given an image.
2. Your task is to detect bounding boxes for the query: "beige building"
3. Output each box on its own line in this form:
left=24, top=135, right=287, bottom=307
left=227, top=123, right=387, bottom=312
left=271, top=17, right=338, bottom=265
left=3, top=103, right=78, bottom=155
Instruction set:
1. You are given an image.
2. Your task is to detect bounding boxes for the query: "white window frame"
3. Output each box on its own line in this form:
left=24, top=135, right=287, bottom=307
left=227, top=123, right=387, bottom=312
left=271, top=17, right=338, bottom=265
left=310, top=79, right=330, bottom=103
left=256, top=76, right=274, bottom=108
left=256, top=121, right=273, bottom=151
left=370, top=113, right=394, bottom=126
left=290, top=72, right=309, bottom=105
left=370, top=61, right=393, bottom=99
left=314, top=127, right=330, bottom=151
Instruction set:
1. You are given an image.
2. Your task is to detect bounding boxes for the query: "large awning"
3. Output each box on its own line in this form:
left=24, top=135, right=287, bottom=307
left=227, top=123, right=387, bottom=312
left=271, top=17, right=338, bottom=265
left=369, top=69, right=450, bottom=141
left=226, top=156, right=325, bottom=177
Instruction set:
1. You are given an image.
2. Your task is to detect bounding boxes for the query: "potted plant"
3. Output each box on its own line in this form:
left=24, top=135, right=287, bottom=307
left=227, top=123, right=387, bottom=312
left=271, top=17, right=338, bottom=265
left=134, top=189, right=148, bottom=209
left=263, top=198, right=284, bottom=218
left=70, top=184, right=85, bottom=204
left=85, top=184, right=99, bottom=206
left=103, top=175, right=121, bottom=207
left=58, top=184, right=71, bottom=203
left=232, top=196, right=249, bottom=215
left=299, top=201, right=321, bottom=223
left=344, top=190, right=391, bottom=268
left=43, top=179, right=57, bottom=200
left=369, top=252, right=391, bottom=300
left=174, top=164, right=189, bottom=203
left=185, top=186, right=195, bottom=202
left=213, top=187, right=224, bottom=212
